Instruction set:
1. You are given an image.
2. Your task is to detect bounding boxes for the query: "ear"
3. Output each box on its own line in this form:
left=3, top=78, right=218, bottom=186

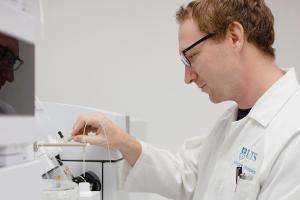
left=227, top=21, right=245, bottom=52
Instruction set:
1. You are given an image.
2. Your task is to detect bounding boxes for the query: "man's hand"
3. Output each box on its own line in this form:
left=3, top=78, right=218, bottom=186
left=72, top=114, right=142, bottom=166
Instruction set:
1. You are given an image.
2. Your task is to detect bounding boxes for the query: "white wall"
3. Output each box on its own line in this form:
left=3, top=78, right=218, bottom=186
left=266, top=0, right=300, bottom=77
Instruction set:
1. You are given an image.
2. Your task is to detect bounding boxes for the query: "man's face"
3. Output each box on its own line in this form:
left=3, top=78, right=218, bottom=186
left=0, top=33, right=18, bottom=89
left=178, top=18, right=240, bottom=103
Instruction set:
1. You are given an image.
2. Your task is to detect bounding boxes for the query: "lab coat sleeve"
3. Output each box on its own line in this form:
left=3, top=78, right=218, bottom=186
left=119, top=137, right=206, bottom=200
left=257, top=132, right=300, bottom=200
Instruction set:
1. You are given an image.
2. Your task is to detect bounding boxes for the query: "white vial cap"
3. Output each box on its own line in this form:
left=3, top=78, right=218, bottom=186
left=79, top=182, right=92, bottom=197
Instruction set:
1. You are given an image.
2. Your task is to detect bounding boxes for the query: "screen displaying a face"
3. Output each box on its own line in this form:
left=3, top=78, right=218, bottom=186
left=0, top=31, right=34, bottom=115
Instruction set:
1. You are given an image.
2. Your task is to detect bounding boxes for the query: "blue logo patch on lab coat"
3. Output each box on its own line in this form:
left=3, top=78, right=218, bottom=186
left=239, top=147, right=258, bottom=161
left=234, top=147, right=259, bottom=175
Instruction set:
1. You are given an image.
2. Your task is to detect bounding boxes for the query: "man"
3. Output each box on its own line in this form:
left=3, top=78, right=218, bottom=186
left=72, top=0, right=300, bottom=199
left=0, top=32, right=23, bottom=114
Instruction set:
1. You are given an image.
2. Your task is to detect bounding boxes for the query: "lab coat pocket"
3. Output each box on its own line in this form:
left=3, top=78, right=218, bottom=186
left=234, top=179, right=252, bottom=200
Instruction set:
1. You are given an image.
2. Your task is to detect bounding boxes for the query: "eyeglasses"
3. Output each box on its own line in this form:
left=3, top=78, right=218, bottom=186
left=0, top=44, right=24, bottom=71
left=180, top=33, right=214, bottom=67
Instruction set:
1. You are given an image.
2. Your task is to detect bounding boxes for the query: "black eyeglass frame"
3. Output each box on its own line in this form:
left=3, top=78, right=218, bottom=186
left=0, top=44, right=24, bottom=71
left=180, top=33, right=214, bottom=67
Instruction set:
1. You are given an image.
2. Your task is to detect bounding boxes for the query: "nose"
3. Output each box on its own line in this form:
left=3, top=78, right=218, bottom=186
left=184, top=66, right=197, bottom=84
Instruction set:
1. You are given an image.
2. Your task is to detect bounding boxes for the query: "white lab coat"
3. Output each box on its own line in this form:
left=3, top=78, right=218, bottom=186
left=120, top=68, right=300, bottom=200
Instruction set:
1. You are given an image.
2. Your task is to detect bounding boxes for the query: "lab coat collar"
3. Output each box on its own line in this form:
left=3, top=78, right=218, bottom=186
left=248, top=68, right=300, bottom=127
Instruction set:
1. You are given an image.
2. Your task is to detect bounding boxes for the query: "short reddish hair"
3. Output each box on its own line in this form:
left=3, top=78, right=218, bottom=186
left=176, top=0, right=275, bottom=57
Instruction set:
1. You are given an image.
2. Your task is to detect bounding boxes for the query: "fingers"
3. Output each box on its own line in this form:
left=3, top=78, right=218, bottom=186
left=73, top=134, right=107, bottom=146
left=75, top=125, right=98, bottom=136
left=72, top=114, right=105, bottom=136
left=72, top=116, right=88, bottom=136
left=73, top=135, right=90, bottom=143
